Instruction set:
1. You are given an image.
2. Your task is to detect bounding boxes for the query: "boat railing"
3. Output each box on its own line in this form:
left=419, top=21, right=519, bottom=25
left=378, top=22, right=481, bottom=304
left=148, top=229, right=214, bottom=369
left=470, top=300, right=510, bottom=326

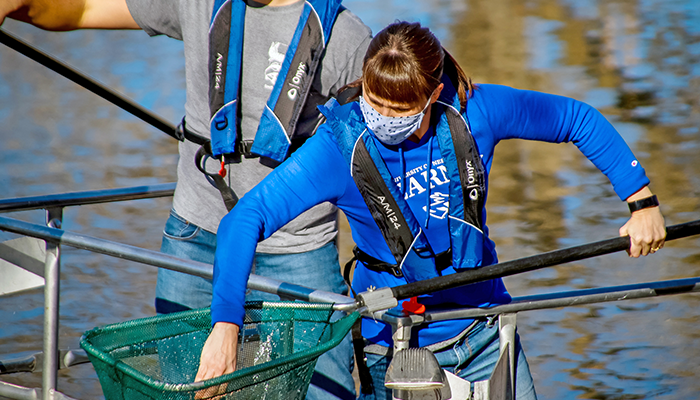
left=0, top=184, right=354, bottom=400
left=0, top=183, right=177, bottom=213
left=1, top=185, right=699, bottom=400
left=0, top=184, right=177, bottom=400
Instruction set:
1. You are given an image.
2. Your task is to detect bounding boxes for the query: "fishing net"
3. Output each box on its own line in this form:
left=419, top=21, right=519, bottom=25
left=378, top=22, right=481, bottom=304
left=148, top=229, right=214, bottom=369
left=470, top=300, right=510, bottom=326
left=80, top=302, right=358, bottom=400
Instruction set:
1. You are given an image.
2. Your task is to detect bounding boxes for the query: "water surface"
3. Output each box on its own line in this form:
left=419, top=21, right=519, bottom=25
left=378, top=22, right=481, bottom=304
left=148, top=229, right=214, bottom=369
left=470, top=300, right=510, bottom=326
left=1, top=1, right=699, bottom=398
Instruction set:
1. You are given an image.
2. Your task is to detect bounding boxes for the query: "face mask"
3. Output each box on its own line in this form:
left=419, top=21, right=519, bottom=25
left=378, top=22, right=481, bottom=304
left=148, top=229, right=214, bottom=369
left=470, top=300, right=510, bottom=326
left=359, top=95, right=431, bottom=145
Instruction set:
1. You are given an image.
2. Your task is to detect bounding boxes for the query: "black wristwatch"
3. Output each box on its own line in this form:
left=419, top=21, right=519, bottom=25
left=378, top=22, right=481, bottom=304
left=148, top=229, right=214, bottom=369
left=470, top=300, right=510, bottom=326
left=628, top=194, right=659, bottom=213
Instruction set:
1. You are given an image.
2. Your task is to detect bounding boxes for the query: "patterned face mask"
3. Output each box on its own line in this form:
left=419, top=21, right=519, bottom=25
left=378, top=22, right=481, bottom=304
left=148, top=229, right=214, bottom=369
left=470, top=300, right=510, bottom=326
left=359, top=95, right=431, bottom=145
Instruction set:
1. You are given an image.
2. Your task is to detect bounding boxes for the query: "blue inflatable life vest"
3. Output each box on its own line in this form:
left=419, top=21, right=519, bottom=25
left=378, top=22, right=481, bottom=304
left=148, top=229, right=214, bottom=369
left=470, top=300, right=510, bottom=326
left=319, top=77, right=497, bottom=281
left=208, top=0, right=342, bottom=162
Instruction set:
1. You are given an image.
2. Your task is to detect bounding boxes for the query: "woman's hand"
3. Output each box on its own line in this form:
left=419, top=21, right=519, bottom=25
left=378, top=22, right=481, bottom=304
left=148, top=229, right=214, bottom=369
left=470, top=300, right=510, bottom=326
left=194, top=322, right=240, bottom=399
left=619, top=187, right=666, bottom=257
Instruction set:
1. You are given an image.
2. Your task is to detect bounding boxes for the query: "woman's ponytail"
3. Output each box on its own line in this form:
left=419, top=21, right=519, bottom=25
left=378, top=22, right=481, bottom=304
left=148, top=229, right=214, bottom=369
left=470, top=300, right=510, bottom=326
left=443, top=48, right=475, bottom=110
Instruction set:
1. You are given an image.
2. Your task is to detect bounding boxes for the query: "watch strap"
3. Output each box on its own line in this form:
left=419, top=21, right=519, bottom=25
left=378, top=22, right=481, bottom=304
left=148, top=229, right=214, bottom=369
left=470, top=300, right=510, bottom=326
left=628, top=194, right=659, bottom=213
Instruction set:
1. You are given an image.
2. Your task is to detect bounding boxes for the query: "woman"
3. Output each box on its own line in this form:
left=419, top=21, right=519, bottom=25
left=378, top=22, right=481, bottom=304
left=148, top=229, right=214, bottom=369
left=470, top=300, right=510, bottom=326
left=196, top=21, right=666, bottom=399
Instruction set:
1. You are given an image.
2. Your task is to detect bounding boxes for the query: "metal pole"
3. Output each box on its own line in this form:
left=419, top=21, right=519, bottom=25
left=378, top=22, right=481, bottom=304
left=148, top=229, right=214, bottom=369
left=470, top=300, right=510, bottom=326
left=0, top=215, right=355, bottom=308
left=0, top=30, right=179, bottom=139
left=42, top=208, right=62, bottom=400
left=422, top=276, right=700, bottom=322
left=391, top=219, right=700, bottom=301
left=246, top=274, right=354, bottom=310
left=0, top=183, right=176, bottom=213
left=498, top=314, right=516, bottom=396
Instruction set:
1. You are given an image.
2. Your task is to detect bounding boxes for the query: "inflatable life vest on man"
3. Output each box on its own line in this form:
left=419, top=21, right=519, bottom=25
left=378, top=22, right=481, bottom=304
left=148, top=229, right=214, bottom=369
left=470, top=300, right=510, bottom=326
left=319, top=70, right=498, bottom=282
left=179, top=0, right=343, bottom=210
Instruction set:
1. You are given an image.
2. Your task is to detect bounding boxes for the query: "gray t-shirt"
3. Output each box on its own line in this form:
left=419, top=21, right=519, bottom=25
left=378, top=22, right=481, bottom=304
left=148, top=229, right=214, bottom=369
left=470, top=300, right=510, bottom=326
left=125, top=0, right=371, bottom=253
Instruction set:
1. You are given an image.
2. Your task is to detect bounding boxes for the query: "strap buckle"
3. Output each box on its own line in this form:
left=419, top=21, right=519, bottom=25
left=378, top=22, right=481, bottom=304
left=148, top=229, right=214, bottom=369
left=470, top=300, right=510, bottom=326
left=387, top=266, right=404, bottom=278
left=353, top=247, right=404, bottom=278
left=237, top=139, right=258, bottom=159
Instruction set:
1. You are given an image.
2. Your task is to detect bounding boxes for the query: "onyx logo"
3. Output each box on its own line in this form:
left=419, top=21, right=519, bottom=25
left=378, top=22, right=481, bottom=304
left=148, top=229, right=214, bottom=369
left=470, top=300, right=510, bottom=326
left=378, top=196, right=401, bottom=230
left=287, top=62, right=307, bottom=101
left=465, top=160, right=476, bottom=186
left=466, top=160, right=480, bottom=201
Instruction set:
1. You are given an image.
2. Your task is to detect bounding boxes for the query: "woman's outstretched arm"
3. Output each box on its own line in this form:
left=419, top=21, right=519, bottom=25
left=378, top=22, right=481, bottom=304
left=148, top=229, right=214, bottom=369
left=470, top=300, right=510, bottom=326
left=195, top=127, right=351, bottom=382
left=472, top=84, right=666, bottom=258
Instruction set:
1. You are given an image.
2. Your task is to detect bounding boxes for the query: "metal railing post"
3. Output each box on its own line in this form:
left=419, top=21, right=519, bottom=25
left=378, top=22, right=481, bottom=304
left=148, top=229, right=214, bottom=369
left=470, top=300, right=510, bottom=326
left=42, top=207, right=63, bottom=400
left=499, top=313, right=517, bottom=397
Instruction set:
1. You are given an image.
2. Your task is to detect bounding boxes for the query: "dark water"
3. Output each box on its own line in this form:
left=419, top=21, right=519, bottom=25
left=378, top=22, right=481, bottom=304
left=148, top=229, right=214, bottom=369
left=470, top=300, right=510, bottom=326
left=1, top=0, right=699, bottom=399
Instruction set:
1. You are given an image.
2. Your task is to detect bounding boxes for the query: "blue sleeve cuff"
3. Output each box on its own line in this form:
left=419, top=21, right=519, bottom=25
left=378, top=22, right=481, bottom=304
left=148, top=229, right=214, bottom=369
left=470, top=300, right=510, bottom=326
left=211, top=302, right=245, bottom=327
left=612, top=171, right=650, bottom=201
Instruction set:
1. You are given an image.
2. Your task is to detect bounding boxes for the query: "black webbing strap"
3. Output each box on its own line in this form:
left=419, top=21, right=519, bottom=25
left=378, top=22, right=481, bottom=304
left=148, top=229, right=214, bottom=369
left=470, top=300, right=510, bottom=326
left=351, top=246, right=404, bottom=278
left=444, top=107, right=485, bottom=229
left=342, top=256, right=358, bottom=297
left=340, top=240, right=403, bottom=386
left=176, top=116, right=209, bottom=147
left=268, top=6, right=325, bottom=139
left=351, top=140, right=415, bottom=265
left=179, top=116, right=259, bottom=159
left=194, top=146, right=239, bottom=212
left=344, top=246, right=453, bottom=283
left=180, top=115, right=271, bottom=212
left=341, top=245, right=402, bottom=299
left=351, top=318, right=374, bottom=395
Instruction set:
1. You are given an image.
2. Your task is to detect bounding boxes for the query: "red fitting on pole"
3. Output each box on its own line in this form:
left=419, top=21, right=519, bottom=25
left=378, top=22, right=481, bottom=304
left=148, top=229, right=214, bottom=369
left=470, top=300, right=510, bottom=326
left=402, top=296, right=425, bottom=314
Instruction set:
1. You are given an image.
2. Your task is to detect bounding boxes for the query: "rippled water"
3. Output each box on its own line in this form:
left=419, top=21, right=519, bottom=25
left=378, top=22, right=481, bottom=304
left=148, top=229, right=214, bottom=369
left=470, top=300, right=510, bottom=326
left=1, top=1, right=699, bottom=399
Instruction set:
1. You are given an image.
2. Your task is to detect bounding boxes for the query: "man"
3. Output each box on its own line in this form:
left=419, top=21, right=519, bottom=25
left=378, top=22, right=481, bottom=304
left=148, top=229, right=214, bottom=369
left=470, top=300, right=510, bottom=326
left=1, top=1, right=371, bottom=398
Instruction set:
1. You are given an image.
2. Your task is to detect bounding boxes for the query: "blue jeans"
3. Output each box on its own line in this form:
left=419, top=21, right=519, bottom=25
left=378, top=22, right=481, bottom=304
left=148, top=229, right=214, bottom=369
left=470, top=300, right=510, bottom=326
left=155, top=210, right=355, bottom=400
left=361, top=320, right=537, bottom=400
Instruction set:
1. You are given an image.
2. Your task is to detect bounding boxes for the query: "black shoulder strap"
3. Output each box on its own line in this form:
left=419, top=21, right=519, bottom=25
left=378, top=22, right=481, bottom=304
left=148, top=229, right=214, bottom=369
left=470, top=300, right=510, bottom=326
left=444, top=107, right=485, bottom=229
left=352, top=139, right=416, bottom=264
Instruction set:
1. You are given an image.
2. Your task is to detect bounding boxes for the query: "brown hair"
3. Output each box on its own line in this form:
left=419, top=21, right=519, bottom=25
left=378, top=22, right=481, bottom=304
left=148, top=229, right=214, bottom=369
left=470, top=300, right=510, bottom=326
left=342, top=21, right=475, bottom=109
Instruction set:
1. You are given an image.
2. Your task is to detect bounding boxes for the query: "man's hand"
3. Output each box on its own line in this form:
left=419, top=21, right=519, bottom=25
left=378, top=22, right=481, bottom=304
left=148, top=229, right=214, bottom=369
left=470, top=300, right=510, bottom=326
left=1, top=0, right=139, bottom=31
left=194, top=322, right=240, bottom=399
left=1, top=0, right=27, bottom=27
left=620, top=187, right=666, bottom=257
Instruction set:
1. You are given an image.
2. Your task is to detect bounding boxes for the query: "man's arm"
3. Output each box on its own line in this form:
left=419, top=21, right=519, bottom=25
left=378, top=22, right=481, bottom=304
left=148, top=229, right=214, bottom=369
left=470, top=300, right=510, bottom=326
left=1, top=0, right=139, bottom=31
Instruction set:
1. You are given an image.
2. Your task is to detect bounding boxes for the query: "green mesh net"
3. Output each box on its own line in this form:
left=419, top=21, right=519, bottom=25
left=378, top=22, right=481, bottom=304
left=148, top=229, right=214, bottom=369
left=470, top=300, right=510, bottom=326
left=80, top=302, right=359, bottom=400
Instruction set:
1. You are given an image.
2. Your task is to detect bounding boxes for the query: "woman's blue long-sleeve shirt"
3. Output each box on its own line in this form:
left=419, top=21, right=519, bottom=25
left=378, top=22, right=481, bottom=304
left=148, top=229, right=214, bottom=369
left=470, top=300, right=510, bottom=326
left=212, top=84, right=649, bottom=346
